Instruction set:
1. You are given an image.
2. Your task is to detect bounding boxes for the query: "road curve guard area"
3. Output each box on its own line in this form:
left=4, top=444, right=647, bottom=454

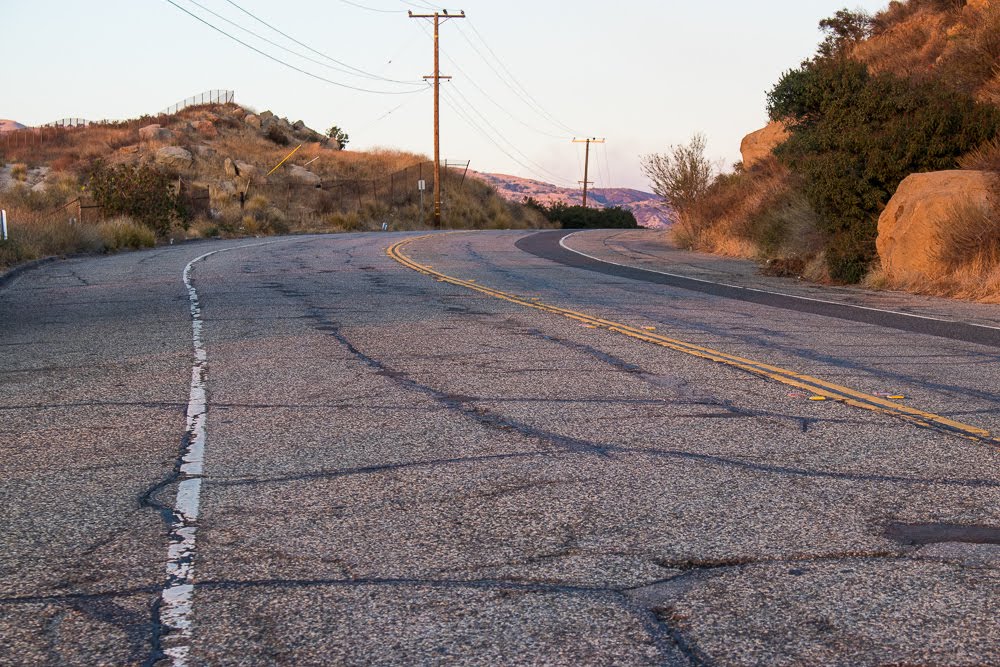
left=388, top=233, right=1000, bottom=449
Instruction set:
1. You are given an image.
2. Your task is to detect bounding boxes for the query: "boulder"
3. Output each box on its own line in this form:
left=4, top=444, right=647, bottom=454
left=223, top=158, right=258, bottom=179
left=245, top=114, right=261, bottom=129
left=139, top=124, right=173, bottom=142
left=154, top=146, right=193, bottom=171
left=876, top=170, right=1000, bottom=279
left=292, top=120, right=306, bottom=132
left=191, top=120, right=217, bottom=138
left=288, top=164, right=321, bottom=187
left=740, top=121, right=790, bottom=169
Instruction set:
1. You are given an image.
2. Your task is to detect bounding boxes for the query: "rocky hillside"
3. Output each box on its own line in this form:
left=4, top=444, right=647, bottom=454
left=470, top=171, right=673, bottom=229
left=681, top=0, right=1000, bottom=301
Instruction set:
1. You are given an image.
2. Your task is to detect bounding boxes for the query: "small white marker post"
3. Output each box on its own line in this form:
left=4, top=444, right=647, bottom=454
left=1, top=209, right=7, bottom=241
left=418, top=179, right=426, bottom=220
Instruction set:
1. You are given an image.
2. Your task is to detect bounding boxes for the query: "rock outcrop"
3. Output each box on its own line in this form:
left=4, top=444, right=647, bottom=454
left=740, top=121, right=790, bottom=169
left=138, top=124, right=173, bottom=142
left=154, top=146, right=193, bottom=171
left=876, top=170, right=1000, bottom=278
left=288, top=164, right=321, bottom=187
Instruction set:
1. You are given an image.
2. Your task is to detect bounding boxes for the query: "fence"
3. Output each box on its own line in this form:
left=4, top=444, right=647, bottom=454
left=161, top=90, right=235, bottom=116
left=44, top=118, right=91, bottom=128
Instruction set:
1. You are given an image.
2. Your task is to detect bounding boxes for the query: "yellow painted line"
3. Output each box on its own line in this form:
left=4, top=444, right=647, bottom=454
left=387, top=235, right=999, bottom=446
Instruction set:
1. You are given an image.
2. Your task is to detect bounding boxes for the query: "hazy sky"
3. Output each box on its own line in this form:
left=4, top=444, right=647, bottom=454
left=2, top=0, right=888, bottom=191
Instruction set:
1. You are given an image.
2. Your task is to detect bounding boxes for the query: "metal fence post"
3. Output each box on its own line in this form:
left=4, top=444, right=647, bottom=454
left=1, top=209, right=7, bottom=241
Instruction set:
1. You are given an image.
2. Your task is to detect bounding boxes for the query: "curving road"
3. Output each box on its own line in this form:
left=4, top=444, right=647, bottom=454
left=2, top=230, right=999, bottom=666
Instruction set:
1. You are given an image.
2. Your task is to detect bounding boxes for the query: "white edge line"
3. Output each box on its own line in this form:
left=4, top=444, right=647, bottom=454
left=558, top=231, right=1000, bottom=333
left=159, top=241, right=281, bottom=666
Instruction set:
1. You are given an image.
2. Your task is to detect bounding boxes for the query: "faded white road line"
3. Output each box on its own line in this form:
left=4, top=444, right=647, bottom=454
left=160, top=241, right=279, bottom=666
left=559, top=231, right=1000, bottom=332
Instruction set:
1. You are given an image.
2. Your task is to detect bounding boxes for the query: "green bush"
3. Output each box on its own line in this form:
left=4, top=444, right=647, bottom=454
left=767, top=58, right=1000, bottom=282
left=87, top=162, right=187, bottom=237
left=524, top=199, right=639, bottom=229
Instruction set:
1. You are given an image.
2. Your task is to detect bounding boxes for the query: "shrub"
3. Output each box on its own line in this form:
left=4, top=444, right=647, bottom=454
left=640, top=133, right=714, bottom=213
left=87, top=161, right=187, bottom=237
left=266, top=124, right=290, bottom=146
left=11, top=163, right=28, bottom=181
left=524, top=199, right=639, bottom=229
left=97, top=216, right=156, bottom=251
left=767, top=57, right=1000, bottom=281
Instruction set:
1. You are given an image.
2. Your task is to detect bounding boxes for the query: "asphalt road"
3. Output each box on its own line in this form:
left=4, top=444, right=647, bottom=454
left=2, top=230, right=999, bottom=666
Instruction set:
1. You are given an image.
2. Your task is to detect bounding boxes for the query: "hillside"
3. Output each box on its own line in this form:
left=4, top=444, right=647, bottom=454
left=470, top=171, right=673, bottom=229
left=0, top=103, right=549, bottom=268
left=671, top=0, right=1000, bottom=300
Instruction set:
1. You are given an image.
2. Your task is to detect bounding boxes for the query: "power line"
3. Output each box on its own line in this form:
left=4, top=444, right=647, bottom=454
left=221, top=0, right=415, bottom=85
left=184, top=0, right=422, bottom=85
left=163, top=0, right=425, bottom=95
left=441, top=87, right=576, bottom=187
left=339, top=0, right=406, bottom=13
left=413, top=20, right=566, bottom=141
left=458, top=20, right=582, bottom=136
left=447, top=83, right=575, bottom=186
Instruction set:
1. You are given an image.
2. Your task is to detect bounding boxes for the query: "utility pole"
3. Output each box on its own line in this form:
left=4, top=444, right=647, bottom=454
left=572, top=137, right=605, bottom=208
left=409, top=9, right=465, bottom=228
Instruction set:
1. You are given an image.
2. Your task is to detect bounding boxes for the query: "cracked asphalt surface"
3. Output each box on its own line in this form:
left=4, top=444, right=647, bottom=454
left=2, top=229, right=999, bottom=666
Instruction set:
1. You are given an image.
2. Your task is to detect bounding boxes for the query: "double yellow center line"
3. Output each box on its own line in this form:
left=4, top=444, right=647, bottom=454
left=388, top=235, right=998, bottom=447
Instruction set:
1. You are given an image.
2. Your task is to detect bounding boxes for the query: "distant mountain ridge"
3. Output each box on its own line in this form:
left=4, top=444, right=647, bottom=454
left=469, top=171, right=672, bottom=229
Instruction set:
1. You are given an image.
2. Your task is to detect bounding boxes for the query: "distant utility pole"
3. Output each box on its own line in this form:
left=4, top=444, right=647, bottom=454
left=572, top=137, right=605, bottom=208
left=409, top=9, right=465, bottom=228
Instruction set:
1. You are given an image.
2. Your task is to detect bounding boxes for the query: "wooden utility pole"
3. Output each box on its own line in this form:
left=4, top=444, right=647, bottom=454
left=409, top=9, right=465, bottom=228
left=572, top=137, right=605, bottom=207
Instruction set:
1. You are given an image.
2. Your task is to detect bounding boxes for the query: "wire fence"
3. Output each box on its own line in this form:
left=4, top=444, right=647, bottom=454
left=44, top=118, right=91, bottom=128
left=161, top=90, right=235, bottom=116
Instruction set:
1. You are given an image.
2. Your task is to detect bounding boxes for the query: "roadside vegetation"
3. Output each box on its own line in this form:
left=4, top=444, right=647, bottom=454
left=647, top=0, right=1000, bottom=300
left=523, top=198, right=638, bottom=229
left=0, top=103, right=549, bottom=272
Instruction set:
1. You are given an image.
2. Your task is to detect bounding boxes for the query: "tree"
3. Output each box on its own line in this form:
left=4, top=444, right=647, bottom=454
left=640, top=133, right=714, bottom=213
left=326, top=125, right=349, bottom=149
left=817, top=9, right=873, bottom=59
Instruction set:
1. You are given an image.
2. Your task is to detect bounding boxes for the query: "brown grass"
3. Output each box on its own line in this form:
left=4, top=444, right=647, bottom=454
left=959, top=135, right=1000, bottom=171
left=670, top=157, right=820, bottom=265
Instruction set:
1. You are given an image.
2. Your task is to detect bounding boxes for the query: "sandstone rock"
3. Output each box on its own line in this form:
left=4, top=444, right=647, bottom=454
left=192, top=144, right=215, bottom=158
left=876, top=170, right=1000, bottom=279
left=191, top=120, right=217, bottom=138
left=155, top=146, right=193, bottom=171
left=288, top=164, right=321, bottom=187
left=139, top=124, right=173, bottom=142
left=740, top=121, right=790, bottom=169
left=224, top=157, right=238, bottom=178
left=968, top=0, right=991, bottom=10
left=292, top=120, right=306, bottom=132
left=245, top=114, right=261, bottom=129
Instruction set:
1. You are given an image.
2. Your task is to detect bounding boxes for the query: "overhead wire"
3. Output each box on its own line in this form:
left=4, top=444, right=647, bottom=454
left=163, top=0, right=424, bottom=95
left=339, top=0, right=406, bottom=13
left=447, top=82, right=576, bottom=186
left=182, top=0, right=422, bottom=85
left=458, top=20, right=582, bottom=137
left=440, top=86, right=574, bottom=187
left=221, top=0, right=417, bottom=85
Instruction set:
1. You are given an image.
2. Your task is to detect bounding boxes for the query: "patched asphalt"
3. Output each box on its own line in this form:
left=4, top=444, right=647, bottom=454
left=2, top=230, right=999, bottom=665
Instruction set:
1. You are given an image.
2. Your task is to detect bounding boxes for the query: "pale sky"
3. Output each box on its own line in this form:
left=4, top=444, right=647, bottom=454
left=2, top=1, right=888, bottom=191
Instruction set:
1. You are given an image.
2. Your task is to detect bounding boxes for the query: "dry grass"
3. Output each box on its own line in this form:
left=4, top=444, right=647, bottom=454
left=959, top=135, right=1000, bottom=171
left=670, top=158, right=814, bottom=259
